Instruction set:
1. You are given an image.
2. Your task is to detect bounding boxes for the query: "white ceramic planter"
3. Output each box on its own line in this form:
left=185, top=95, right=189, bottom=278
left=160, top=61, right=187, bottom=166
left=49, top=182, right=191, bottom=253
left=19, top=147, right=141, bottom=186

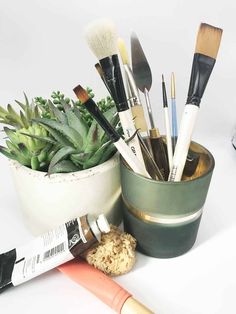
left=10, top=154, right=121, bottom=235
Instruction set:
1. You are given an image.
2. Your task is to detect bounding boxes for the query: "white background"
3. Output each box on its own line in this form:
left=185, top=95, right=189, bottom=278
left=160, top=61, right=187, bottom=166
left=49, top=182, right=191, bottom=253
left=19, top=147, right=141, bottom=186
left=0, top=0, right=236, bottom=313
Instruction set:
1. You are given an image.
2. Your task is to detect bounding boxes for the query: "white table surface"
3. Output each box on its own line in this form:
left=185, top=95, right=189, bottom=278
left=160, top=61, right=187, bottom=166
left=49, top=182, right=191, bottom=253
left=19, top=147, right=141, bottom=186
left=1, top=134, right=236, bottom=314
left=1, top=1, right=236, bottom=313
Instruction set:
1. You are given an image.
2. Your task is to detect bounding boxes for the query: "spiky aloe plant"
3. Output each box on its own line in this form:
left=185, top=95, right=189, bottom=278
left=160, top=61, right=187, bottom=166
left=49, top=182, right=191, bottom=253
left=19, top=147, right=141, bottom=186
left=32, top=100, right=120, bottom=175
left=0, top=91, right=120, bottom=174
left=0, top=94, right=54, bottom=170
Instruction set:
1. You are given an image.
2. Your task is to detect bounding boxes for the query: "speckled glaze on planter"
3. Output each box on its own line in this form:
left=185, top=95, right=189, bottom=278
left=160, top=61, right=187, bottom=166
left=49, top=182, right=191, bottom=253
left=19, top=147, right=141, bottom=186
left=10, top=154, right=121, bottom=235
left=121, top=141, right=215, bottom=258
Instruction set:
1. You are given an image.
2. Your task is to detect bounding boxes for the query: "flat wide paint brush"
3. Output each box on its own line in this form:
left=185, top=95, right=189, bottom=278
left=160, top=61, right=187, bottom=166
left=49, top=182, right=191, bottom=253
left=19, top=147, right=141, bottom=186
left=169, top=23, right=223, bottom=181
left=73, top=85, right=151, bottom=178
left=85, top=19, right=146, bottom=171
left=131, top=32, right=169, bottom=180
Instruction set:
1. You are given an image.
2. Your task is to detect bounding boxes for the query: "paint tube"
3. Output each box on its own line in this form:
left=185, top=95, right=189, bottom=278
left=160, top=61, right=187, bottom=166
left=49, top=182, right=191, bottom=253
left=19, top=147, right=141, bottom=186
left=0, top=214, right=110, bottom=293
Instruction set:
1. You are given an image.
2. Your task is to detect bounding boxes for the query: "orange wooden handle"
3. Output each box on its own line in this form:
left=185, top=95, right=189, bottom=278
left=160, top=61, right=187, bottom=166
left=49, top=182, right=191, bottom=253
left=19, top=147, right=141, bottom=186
left=58, top=260, right=131, bottom=313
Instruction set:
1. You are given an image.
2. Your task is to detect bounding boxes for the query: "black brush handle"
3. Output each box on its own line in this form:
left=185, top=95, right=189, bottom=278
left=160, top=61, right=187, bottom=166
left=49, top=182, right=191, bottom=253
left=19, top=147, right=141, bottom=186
left=100, top=55, right=129, bottom=112
left=187, top=53, right=215, bottom=106
left=84, top=99, right=120, bottom=143
left=162, top=81, right=168, bottom=108
left=184, top=150, right=200, bottom=177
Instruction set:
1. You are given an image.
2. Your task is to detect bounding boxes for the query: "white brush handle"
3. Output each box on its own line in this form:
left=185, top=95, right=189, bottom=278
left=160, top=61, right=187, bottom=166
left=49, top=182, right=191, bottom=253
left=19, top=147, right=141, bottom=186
left=118, top=109, right=146, bottom=168
left=115, top=138, right=150, bottom=178
left=164, top=107, right=173, bottom=169
left=168, top=104, right=199, bottom=181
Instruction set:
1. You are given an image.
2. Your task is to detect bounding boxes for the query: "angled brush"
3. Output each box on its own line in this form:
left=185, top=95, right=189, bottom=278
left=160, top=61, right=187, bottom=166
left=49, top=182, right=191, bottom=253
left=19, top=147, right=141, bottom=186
left=73, top=85, right=150, bottom=178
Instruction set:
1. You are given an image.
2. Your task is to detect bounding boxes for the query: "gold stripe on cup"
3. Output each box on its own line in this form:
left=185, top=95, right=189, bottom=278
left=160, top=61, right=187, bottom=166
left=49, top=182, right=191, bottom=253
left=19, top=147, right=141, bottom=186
left=123, top=197, right=203, bottom=225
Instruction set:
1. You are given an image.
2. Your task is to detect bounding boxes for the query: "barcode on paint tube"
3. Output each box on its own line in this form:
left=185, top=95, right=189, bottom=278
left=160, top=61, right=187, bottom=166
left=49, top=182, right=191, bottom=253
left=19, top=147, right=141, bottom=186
left=43, top=242, right=66, bottom=261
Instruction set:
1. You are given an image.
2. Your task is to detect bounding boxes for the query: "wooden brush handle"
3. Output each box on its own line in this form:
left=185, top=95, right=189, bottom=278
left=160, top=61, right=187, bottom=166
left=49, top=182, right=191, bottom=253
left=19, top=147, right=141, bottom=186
left=131, top=105, right=148, bottom=132
left=58, top=260, right=154, bottom=313
left=121, top=297, right=154, bottom=314
left=58, top=260, right=131, bottom=312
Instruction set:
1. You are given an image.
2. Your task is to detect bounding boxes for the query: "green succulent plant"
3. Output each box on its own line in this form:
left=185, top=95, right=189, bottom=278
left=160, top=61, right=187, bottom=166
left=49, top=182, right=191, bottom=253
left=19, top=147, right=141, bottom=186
left=0, top=93, right=53, bottom=170
left=0, top=125, right=55, bottom=170
left=0, top=90, right=120, bottom=174
left=32, top=100, right=120, bottom=175
left=0, top=93, right=40, bottom=128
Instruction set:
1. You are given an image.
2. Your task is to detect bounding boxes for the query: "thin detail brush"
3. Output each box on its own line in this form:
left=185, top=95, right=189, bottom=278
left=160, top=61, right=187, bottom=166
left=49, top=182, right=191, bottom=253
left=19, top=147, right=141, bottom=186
left=171, top=72, right=178, bottom=150
left=169, top=23, right=223, bottom=181
left=73, top=85, right=151, bottom=178
left=162, top=74, right=173, bottom=170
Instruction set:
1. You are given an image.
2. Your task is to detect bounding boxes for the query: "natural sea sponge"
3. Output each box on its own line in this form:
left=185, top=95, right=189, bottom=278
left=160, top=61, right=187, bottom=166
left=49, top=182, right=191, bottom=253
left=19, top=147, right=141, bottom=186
left=84, top=225, right=136, bottom=276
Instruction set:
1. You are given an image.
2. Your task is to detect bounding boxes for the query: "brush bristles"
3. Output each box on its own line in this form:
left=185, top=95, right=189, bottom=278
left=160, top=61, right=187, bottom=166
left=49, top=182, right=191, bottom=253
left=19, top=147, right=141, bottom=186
left=85, top=18, right=118, bottom=60
left=73, top=85, right=89, bottom=104
left=118, top=38, right=130, bottom=66
left=195, top=23, right=223, bottom=59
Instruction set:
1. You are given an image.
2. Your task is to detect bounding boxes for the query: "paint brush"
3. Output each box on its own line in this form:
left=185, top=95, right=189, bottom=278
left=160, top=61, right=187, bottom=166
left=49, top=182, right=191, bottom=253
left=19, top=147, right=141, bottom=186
left=73, top=85, right=151, bottom=178
left=95, top=63, right=111, bottom=94
left=169, top=74, right=200, bottom=177
left=85, top=19, right=146, bottom=171
left=58, top=260, right=154, bottom=313
left=117, top=37, right=148, bottom=134
left=162, top=74, right=173, bottom=170
left=169, top=23, right=223, bottom=181
left=131, top=32, right=169, bottom=180
left=118, top=37, right=164, bottom=180
left=171, top=72, right=178, bottom=150
left=117, top=38, right=135, bottom=108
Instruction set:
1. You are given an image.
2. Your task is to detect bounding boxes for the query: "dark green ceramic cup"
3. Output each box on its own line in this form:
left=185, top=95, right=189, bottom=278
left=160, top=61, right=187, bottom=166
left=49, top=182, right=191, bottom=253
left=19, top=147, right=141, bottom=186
left=121, top=141, right=215, bottom=258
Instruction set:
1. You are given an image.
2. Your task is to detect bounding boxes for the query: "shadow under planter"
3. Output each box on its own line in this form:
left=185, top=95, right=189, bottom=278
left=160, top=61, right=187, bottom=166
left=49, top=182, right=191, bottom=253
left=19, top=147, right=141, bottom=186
left=121, top=141, right=215, bottom=258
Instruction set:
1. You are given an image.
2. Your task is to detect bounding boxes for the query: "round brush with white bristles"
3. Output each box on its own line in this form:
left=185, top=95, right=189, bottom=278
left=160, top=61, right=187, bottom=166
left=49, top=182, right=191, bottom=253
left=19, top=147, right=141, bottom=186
left=85, top=18, right=147, bottom=171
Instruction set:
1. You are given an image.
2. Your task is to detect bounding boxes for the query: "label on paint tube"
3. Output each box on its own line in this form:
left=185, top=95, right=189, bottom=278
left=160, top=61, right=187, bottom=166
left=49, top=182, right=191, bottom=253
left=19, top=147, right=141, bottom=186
left=0, top=214, right=108, bottom=292
left=11, top=222, right=75, bottom=286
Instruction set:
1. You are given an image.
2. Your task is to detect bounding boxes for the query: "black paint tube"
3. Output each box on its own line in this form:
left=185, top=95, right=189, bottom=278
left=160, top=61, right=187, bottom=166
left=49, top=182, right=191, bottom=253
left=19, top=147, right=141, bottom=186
left=0, top=214, right=109, bottom=293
